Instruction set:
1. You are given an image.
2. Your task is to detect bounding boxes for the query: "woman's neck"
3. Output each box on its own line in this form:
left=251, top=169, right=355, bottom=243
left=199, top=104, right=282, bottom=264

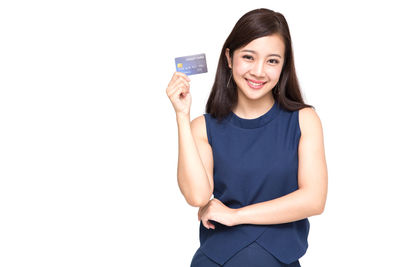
left=232, top=93, right=275, bottom=119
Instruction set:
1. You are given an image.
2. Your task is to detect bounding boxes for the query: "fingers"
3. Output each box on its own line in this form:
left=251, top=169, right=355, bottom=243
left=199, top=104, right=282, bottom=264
left=201, top=218, right=215, bottom=230
left=198, top=201, right=210, bottom=221
left=166, top=72, right=191, bottom=98
left=198, top=207, right=203, bottom=221
left=198, top=202, right=215, bottom=230
left=171, top=79, right=190, bottom=96
left=167, top=71, right=190, bottom=88
left=175, top=71, right=191, bottom=82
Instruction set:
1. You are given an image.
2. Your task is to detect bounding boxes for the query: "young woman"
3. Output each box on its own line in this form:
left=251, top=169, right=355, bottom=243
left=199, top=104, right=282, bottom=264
left=166, top=8, right=328, bottom=267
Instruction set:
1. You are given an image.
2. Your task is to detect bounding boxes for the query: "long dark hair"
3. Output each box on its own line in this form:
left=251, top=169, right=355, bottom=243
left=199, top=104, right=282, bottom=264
left=205, top=8, right=314, bottom=122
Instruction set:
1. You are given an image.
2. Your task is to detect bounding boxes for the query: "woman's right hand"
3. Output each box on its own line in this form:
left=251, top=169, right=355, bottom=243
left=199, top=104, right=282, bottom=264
left=165, top=71, right=191, bottom=117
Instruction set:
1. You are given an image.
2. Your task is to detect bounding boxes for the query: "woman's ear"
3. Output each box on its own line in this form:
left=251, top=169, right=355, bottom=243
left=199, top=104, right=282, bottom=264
left=225, top=48, right=232, bottom=69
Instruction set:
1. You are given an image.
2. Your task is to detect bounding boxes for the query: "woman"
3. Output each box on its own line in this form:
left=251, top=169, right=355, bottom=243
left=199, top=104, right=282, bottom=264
left=166, top=8, right=328, bottom=267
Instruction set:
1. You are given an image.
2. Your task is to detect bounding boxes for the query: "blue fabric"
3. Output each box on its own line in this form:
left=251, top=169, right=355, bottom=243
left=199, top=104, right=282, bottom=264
left=198, top=100, right=310, bottom=265
left=191, top=241, right=301, bottom=266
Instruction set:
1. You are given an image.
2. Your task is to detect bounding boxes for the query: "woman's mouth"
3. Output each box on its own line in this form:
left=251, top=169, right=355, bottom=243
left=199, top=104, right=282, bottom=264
left=245, top=78, right=266, bottom=89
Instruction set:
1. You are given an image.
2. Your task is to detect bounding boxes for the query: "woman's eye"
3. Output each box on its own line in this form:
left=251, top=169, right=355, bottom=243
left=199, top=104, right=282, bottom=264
left=242, top=56, right=279, bottom=64
left=243, top=55, right=253, bottom=60
left=268, top=59, right=279, bottom=64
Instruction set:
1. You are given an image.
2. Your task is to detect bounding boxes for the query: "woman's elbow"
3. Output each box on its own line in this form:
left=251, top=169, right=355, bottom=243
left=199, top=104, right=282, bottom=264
left=187, top=193, right=212, bottom=207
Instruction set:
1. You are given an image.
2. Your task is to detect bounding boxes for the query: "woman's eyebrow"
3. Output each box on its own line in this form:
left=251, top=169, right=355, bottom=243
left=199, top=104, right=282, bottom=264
left=240, top=49, right=282, bottom=58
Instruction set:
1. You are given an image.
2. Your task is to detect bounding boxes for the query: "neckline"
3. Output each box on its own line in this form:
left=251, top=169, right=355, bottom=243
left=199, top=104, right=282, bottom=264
left=228, top=100, right=280, bottom=129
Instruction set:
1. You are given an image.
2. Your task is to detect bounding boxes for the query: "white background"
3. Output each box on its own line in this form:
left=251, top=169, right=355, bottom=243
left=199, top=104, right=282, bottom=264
left=1, top=0, right=399, bottom=266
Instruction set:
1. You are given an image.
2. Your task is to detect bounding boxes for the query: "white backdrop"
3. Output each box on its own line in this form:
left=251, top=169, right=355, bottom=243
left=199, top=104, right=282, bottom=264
left=1, top=0, right=399, bottom=266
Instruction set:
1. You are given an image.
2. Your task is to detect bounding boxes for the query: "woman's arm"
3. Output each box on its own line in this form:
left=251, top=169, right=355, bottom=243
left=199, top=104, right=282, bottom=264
left=177, top=114, right=214, bottom=207
left=233, top=107, right=328, bottom=225
left=165, top=71, right=213, bottom=208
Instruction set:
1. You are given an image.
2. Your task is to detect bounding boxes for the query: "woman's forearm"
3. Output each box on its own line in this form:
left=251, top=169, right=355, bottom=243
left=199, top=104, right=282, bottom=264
left=176, top=114, right=212, bottom=207
left=234, top=188, right=323, bottom=225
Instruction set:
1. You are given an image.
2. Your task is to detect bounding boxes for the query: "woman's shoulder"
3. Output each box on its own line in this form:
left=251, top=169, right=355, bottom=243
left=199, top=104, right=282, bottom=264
left=298, top=107, right=323, bottom=136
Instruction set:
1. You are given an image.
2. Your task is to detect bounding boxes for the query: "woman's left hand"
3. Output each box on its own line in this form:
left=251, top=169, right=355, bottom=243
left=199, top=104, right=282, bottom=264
left=198, top=198, right=237, bottom=229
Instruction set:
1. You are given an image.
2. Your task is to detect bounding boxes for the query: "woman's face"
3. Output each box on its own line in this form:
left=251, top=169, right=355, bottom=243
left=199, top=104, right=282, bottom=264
left=225, top=34, right=285, bottom=101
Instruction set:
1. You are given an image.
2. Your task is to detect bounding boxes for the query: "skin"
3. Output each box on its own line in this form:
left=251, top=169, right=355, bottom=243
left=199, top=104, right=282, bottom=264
left=197, top=34, right=328, bottom=229
left=227, top=34, right=285, bottom=119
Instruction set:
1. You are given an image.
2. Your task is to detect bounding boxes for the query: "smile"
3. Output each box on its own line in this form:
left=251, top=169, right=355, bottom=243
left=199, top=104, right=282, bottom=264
left=245, top=78, right=266, bottom=89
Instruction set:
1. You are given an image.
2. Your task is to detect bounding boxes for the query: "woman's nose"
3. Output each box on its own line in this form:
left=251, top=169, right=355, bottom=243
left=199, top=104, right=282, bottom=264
left=250, top=60, right=265, bottom=77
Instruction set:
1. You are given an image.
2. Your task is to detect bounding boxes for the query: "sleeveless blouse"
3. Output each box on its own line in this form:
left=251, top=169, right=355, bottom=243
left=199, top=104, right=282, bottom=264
left=198, top=100, right=310, bottom=265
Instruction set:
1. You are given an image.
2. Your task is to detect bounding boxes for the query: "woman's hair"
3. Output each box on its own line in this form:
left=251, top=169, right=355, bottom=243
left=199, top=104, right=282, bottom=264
left=205, top=8, right=314, bottom=122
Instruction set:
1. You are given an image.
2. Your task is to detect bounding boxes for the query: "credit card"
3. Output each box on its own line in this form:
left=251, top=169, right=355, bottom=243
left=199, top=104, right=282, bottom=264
left=174, top=53, right=208, bottom=76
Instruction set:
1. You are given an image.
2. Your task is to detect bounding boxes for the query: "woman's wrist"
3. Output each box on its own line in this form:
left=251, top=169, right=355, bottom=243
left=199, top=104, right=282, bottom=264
left=231, top=207, right=242, bottom=226
left=176, top=112, right=190, bottom=122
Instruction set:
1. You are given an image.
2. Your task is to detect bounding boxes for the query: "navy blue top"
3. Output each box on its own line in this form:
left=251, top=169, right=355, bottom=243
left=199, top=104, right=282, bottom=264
left=199, top=100, right=310, bottom=265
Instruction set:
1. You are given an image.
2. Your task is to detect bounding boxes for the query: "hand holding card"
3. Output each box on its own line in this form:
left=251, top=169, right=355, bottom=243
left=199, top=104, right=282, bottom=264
left=165, top=71, right=192, bottom=117
left=175, top=53, right=208, bottom=76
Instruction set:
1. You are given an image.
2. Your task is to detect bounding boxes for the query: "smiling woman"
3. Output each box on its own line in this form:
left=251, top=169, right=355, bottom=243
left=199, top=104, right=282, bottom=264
left=225, top=34, right=285, bottom=114
left=166, top=7, right=327, bottom=267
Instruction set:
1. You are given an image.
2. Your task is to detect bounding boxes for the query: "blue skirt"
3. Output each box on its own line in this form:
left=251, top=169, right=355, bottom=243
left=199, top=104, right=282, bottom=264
left=190, top=241, right=301, bottom=267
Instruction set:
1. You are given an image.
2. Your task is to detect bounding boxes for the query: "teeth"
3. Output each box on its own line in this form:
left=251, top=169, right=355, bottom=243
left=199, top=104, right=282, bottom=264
left=248, top=80, right=263, bottom=86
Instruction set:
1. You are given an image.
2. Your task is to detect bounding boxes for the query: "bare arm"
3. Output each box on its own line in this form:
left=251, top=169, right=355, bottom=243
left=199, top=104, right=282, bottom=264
left=176, top=114, right=214, bottom=207
left=233, top=107, right=328, bottom=225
